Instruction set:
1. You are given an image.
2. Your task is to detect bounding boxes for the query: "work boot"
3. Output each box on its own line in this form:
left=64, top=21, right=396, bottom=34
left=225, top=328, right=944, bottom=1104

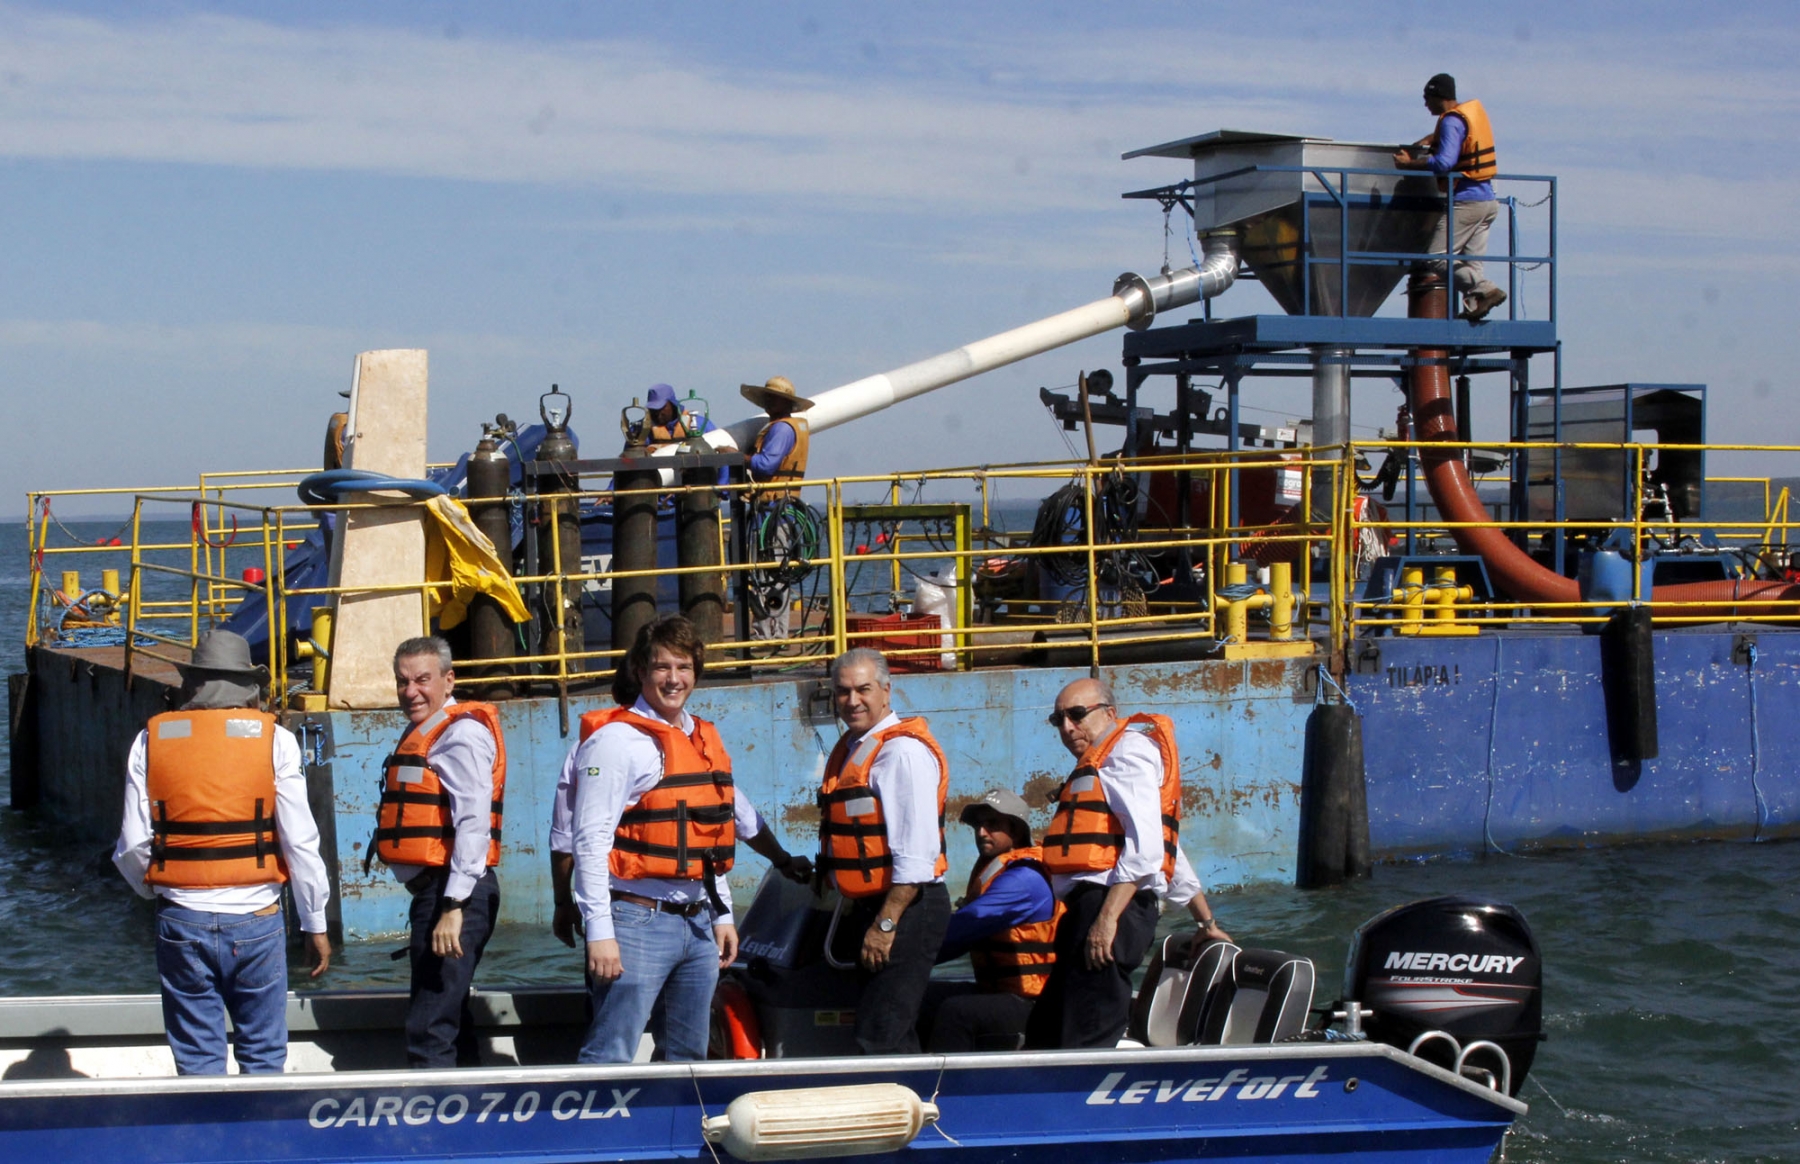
left=1460, top=287, right=1507, bottom=321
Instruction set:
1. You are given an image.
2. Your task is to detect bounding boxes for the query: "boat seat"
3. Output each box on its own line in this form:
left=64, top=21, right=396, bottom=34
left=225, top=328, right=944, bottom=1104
left=1128, top=936, right=1240, bottom=1047
left=1184, top=947, right=1316, bottom=1046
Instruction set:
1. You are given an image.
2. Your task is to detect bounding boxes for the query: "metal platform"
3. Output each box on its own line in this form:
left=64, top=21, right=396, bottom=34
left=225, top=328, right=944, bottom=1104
left=1123, top=313, right=1556, bottom=362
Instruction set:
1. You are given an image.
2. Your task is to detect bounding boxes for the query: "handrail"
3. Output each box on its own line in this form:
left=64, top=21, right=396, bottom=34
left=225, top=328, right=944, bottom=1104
left=24, top=437, right=1800, bottom=698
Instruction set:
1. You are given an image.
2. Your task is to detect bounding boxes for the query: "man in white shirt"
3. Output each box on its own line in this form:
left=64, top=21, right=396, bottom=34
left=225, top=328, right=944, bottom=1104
left=1027, top=676, right=1190, bottom=1048
left=570, top=615, right=739, bottom=1062
left=375, top=636, right=505, bottom=1068
left=112, top=630, right=331, bottom=1074
left=817, top=648, right=952, bottom=1054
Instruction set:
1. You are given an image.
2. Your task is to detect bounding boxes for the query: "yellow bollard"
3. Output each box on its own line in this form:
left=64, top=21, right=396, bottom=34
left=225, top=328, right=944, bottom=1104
left=1433, top=566, right=1458, bottom=627
left=308, top=606, right=334, bottom=694
left=1400, top=566, right=1424, bottom=636
left=60, top=570, right=80, bottom=600
left=1270, top=561, right=1294, bottom=640
left=1225, top=562, right=1249, bottom=643
left=101, top=568, right=121, bottom=597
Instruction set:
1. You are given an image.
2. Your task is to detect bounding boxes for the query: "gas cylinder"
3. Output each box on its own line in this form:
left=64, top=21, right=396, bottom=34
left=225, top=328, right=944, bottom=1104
left=675, top=403, right=724, bottom=643
left=612, top=397, right=661, bottom=659
left=467, top=419, right=517, bottom=698
left=534, top=387, right=583, bottom=675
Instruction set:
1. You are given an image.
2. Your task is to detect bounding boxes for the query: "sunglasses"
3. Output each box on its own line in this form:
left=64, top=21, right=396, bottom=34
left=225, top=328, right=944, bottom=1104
left=1046, top=702, right=1111, bottom=728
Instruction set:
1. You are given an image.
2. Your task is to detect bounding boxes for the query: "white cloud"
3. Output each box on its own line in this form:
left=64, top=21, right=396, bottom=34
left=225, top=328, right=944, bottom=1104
left=0, top=5, right=1789, bottom=252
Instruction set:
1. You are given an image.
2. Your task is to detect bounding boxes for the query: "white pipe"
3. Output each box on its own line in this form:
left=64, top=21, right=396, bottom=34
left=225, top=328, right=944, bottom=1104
left=726, top=235, right=1239, bottom=444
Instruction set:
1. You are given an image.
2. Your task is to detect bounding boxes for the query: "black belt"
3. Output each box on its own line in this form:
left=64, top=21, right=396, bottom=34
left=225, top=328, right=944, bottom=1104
left=612, top=889, right=707, bottom=918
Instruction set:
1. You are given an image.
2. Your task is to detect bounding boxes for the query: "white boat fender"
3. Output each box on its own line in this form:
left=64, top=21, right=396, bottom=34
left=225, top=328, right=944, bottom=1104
left=700, top=1082, right=939, bottom=1160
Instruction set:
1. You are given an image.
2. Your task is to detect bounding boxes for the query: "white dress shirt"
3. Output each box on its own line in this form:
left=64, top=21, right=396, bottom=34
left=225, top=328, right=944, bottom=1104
left=835, top=711, right=945, bottom=890
left=1051, top=726, right=1170, bottom=898
left=1164, top=845, right=1203, bottom=908
left=384, top=698, right=499, bottom=901
left=113, top=719, right=331, bottom=934
left=570, top=696, right=736, bottom=942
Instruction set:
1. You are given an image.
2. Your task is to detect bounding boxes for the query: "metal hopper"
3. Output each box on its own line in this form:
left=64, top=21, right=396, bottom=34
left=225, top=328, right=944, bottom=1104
left=1124, top=130, right=1440, bottom=318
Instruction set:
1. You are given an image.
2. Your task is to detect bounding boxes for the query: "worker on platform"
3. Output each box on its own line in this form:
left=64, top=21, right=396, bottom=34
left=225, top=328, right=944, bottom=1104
left=1026, top=677, right=1207, bottom=1049
left=374, top=635, right=506, bottom=1069
left=817, top=648, right=953, bottom=1055
left=645, top=383, right=714, bottom=449
left=568, top=614, right=740, bottom=1063
left=640, top=381, right=734, bottom=489
left=112, top=630, right=332, bottom=1075
left=741, top=375, right=815, bottom=643
left=548, top=667, right=811, bottom=951
left=1394, top=73, right=1506, bottom=321
left=920, top=789, right=1060, bottom=1052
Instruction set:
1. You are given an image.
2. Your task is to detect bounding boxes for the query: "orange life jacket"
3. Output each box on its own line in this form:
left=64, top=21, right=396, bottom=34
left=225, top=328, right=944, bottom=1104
left=818, top=717, right=948, bottom=898
left=1436, top=99, right=1497, bottom=185
left=1042, top=713, right=1181, bottom=881
left=374, top=702, right=506, bottom=869
left=750, top=417, right=810, bottom=497
left=143, top=709, right=288, bottom=889
left=965, top=846, right=1063, bottom=998
left=577, top=706, right=736, bottom=881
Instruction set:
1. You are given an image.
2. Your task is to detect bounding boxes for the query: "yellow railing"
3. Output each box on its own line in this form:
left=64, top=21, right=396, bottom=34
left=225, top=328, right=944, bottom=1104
left=25, top=440, right=1800, bottom=698
left=1343, top=441, right=1800, bottom=636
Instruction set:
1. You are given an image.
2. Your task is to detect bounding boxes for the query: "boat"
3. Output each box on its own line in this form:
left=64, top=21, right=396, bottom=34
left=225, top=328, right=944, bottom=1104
left=0, top=880, right=1536, bottom=1163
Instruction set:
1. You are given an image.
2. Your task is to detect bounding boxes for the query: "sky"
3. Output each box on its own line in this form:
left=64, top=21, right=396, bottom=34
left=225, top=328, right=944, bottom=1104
left=2, top=1, right=1797, bottom=515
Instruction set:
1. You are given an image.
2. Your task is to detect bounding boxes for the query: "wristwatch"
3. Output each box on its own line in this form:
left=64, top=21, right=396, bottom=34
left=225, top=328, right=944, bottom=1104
left=1196, top=916, right=1217, bottom=931
left=442, top=896, right=471, bottom=911
left=876, top=917, right=897, bottom=934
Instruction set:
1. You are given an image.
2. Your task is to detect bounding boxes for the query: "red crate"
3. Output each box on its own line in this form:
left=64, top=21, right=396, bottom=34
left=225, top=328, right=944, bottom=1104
left=845, top=613, right=944, bottom=671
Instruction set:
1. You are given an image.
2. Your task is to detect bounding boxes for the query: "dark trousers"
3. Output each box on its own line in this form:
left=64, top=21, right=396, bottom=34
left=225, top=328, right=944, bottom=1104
left=844, top=883, right=951, bottom=1055
left=1025, top=882, right=1158, bottom=1049
left=920, top=981, right=1035, bottom=1053
left=406, top=868, right=500, bottom=1068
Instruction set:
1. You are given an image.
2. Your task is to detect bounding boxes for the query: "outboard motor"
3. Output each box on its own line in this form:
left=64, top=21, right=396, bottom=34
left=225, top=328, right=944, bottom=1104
left=1344, top=895, right=1541, bottom=1095
left=713, top=871, right=865, bottom=1060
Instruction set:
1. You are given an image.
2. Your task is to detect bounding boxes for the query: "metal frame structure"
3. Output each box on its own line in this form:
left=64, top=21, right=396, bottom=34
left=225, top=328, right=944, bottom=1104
left=1116, top=159, right=1561, bottom=568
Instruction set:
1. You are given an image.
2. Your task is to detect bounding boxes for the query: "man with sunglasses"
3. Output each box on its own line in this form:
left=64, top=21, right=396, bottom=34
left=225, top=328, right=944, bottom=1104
left=1026, top=677, right=1197, bottom=1049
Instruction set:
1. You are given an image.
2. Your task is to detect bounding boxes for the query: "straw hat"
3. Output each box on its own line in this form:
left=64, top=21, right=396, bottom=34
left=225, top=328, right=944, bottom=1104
left=739, top=376, right=814, bottom=413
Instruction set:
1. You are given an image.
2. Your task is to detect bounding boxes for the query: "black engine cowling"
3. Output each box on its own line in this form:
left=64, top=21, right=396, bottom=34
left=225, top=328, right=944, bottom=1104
left=1344, top=895, right=1542, bottom=1095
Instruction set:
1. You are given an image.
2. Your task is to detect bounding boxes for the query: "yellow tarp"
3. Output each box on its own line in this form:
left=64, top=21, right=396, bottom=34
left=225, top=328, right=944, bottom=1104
left=422, top=494, right=530, bottom=631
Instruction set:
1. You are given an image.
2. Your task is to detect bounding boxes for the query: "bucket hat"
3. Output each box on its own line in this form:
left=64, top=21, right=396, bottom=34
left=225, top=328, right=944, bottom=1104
left=176, top=630, right=269, bottom=709
left=179, top=630, right=269, bottom=681
left=958, top=788, right=1033, bottom=836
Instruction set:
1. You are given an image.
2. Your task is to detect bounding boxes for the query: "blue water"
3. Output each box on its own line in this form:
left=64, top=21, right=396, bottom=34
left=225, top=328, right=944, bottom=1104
left=3, top=520, right=1798, bottom=1161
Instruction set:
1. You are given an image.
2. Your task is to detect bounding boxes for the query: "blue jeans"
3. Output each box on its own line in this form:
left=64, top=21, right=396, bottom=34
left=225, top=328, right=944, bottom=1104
left=155, top=903, right=289, bottom=1075
left=580, top=901, right=719, bottom=1063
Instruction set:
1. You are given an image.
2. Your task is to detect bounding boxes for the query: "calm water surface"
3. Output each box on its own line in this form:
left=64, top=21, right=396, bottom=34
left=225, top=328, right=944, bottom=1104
left=2, top=521, right=1798, bottom=1162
